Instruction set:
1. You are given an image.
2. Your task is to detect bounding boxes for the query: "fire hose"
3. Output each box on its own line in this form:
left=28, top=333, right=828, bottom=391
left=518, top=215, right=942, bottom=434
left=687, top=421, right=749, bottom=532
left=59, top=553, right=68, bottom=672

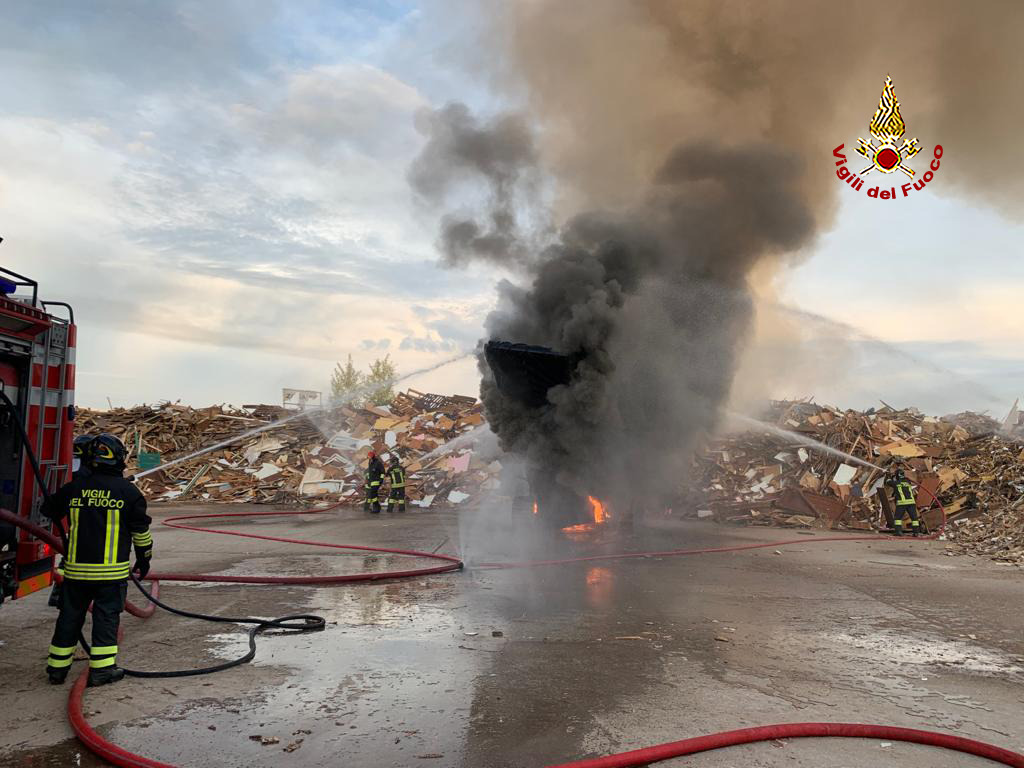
left=1, top=402, right=1020, bottom=768
left=2, top=505, right=1022, bottom=766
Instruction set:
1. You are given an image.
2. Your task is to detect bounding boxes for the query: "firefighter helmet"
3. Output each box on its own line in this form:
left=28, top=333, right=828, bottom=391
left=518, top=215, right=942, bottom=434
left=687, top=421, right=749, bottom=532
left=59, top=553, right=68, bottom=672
left=389, top=454, right=401, bottom=467
left=367, top=450, right=376, bottom=459
left=73, top=435, right=94, bottom=459
left=91, top=434, right=127, bottom=469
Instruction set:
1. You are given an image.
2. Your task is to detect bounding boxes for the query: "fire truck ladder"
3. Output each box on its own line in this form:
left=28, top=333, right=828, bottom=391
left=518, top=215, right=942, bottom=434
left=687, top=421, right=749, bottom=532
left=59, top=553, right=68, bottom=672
left=31, top=318, right=71, bottom=521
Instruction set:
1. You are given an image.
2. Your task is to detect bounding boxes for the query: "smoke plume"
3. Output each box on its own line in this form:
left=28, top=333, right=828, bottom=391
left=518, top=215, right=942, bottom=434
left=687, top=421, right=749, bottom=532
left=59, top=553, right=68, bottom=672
left=411, top=0, right=1024, bottom=510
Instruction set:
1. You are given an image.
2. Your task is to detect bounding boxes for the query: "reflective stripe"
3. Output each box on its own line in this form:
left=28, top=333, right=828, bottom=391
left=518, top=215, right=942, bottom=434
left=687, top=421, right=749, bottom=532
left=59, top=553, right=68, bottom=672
left=69, top=508, right=78, bottom=562
left=90, top=645, right=118, bottom=655
left=895, top=482, right=915, bottom=505
left=893, top=519, right=903, bottom=526
left=49, top=644, right=77, bottom=656
left=47, top=656, right=74, bottom=668
left=911, top=520, right=920, bottom=527
left=89, top=656, right=117, bottom=668
left=103, top=508, right=119, bottom=564
left=132, top=531, right=153, bottom=546
left=63, top=562, right=130, bottom=580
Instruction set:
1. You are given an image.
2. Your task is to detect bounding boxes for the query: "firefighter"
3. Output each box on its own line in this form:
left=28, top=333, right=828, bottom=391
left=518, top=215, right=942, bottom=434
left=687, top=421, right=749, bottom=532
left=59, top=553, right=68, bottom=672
left=49, top=435, right=96, bottom=608
left=363, top=450, right=385, bottom=514
left=386, top=455, right=407, bottom=513
left=885, top=468, right=921, bottom=536
left=72, top=435, right=94, bottom=479
left=43, top=434, right=153, bottom=687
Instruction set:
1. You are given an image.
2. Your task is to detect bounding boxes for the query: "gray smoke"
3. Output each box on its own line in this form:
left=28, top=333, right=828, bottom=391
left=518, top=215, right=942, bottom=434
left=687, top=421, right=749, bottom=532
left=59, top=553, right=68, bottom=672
left=410, top=0, right=1024, bottom=511
left=412, top=116, right=814, bottom=507
left=409, top=102, right=540, bottom=268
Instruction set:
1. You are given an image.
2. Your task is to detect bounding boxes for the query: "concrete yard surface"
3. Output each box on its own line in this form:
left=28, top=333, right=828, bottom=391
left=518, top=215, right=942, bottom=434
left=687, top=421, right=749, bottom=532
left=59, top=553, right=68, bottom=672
left=1, top=503, right=1022, bottom=767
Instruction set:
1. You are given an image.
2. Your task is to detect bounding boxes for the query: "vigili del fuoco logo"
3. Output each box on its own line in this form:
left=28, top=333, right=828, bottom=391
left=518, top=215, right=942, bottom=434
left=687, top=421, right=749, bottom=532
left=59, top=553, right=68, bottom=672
left=832, top=75, right=943, bottom=200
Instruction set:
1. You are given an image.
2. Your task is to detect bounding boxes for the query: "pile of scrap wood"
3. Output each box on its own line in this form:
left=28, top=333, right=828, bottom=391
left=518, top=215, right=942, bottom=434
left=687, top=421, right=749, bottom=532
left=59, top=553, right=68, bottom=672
left=692, top=400, right=1024, bottom=563
left=76, top=389, right=496, bottom=508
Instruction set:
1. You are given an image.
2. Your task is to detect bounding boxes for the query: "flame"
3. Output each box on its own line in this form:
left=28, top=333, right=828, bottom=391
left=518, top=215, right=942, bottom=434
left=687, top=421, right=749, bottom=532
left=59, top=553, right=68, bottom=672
left=532, top=500, right=539, bottom=516
left=588, top=495, right=608, bottom=524
left=561, top=496, right=611, bottom=533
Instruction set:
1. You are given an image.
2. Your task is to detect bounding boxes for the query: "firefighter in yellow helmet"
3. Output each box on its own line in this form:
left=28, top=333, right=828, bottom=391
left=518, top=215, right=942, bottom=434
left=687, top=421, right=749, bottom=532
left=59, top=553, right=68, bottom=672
left=42, top=434, right=153, bottom=687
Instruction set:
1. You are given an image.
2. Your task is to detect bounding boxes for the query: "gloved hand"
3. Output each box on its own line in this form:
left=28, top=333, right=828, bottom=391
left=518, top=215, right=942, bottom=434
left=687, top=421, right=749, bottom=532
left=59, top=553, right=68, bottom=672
left=132, top=544, right=152, bottom=580
left=132, top=557, right=150, bottom=580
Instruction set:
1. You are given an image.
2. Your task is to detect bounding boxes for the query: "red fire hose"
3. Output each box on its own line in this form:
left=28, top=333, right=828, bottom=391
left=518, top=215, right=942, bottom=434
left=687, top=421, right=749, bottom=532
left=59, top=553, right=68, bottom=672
left=5, top=496, right=1022, bottom=767
left=545, top=723, right=1024, bottom=768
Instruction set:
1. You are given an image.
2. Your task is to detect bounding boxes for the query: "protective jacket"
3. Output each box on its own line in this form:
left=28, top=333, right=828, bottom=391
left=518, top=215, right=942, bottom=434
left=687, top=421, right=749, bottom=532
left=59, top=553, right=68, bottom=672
left=43, top=468, right=152, bottom=582
left=888, top=479, right=917, bottom=507
left=366, top=456, right=386, bottom=483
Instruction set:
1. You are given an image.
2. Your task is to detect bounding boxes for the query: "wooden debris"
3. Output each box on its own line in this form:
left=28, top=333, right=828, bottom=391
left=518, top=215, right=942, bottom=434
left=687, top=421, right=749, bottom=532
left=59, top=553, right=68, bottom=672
left=77, top=391, right=492, bottom=508
left=690, top=399, right=1024, bottom=564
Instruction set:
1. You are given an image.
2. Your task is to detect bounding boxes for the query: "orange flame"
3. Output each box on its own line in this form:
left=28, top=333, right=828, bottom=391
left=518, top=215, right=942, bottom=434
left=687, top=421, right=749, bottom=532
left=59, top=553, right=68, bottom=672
left=588, top=496, right=608, bottom=524
left=532, top=500, right=539, bottom=516
left=561, top=496, right=610, bottom=533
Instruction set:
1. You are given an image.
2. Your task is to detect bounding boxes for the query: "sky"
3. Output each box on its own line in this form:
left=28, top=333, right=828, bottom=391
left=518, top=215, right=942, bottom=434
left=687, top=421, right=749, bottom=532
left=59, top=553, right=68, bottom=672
left=1, top=1, right=1021, bottom=417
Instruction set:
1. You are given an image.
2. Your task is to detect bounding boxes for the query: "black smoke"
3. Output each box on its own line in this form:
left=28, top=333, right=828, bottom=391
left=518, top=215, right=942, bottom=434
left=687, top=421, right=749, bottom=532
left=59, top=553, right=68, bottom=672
left=411, top=105, right=814, bottom=508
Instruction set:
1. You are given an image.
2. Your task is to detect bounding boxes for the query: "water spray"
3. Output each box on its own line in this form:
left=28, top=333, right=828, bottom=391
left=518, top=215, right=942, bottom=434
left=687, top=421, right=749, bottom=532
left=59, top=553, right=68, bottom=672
left=134, top=352, right=474, bottom=478
left=724, top=411, right=882, bottom=471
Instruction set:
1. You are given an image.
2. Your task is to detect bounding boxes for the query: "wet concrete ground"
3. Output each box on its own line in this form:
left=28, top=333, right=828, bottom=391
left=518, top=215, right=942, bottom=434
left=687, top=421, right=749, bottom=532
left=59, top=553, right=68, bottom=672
left=1, top=503, right=1022, bottom=767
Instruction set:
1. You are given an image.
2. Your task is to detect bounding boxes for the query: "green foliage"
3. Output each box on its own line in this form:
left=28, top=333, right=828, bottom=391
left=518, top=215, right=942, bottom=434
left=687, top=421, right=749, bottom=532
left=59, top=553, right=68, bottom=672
left=330, top=354, right=397, bottom=406
left=330, top=355, right=364, bottom=404
left=366, top=354, right=397, bottom=406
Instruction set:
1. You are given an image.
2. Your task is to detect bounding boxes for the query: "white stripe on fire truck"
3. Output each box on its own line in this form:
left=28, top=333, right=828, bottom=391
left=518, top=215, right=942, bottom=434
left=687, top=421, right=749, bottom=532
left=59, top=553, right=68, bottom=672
left=29, top=388, right=65, bottom=408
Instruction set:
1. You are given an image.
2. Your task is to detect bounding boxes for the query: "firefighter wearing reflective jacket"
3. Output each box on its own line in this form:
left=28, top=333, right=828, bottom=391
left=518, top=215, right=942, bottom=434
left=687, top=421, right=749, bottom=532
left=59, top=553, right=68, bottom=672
left=49, top=435, right=98, bottom=608
left=886, top=469, right=920, bottom=536
left=386, top=455, right=407, bottom=513
left=363, top=451, right=386, bottom=514
left=42, top=434, right=153, bottom=687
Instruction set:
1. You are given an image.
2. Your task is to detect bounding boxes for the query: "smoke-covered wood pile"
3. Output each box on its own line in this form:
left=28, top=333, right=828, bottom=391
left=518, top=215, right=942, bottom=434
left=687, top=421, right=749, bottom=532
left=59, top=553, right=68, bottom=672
left=76, top=390, right=494, bottom=507
left=694, top=400, right=1024, bottom=564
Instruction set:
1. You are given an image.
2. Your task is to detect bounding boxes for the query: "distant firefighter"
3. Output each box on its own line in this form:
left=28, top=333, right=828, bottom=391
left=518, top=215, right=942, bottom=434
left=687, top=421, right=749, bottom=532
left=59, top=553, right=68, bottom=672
left=386, top=455, right=407, bottom=514
left=885, top=468, right=920, bottom=536
left=363, top=450, right=386, bottom=514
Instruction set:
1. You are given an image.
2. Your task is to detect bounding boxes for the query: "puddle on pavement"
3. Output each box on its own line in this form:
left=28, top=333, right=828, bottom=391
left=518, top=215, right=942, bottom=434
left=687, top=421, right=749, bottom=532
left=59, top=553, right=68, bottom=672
left=823, top=628, right=1024, bottom=678
left=2, top=737, right=109, bottom=767
left=102, top=576, right=488, bottom=767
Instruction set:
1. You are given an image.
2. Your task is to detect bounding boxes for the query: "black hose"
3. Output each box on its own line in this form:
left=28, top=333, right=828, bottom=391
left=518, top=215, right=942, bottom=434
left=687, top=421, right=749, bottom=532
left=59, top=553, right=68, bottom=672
left=2, top=389, right=326, bottom=678
left=0, top=388, right=52, bottom=502
left=119, top=575, right=325, bottom=678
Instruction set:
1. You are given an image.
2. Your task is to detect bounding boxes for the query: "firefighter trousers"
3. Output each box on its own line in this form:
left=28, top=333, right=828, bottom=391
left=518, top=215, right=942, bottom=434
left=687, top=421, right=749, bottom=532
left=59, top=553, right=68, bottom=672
left=47, top=578, right=127, bottom=672
left=387, top=488, right=406, bottom=513
left=893, top=504, right=920, bottom=534
left=363, top=481, right=382, bottom=513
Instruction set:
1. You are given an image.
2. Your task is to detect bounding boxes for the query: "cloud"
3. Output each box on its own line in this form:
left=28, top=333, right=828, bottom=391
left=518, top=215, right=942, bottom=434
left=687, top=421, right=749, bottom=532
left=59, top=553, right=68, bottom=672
left=0, top=1, right=494, bottom=407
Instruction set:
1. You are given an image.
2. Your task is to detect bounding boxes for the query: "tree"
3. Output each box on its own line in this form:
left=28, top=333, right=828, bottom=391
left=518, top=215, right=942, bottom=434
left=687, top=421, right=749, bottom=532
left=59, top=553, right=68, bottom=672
left=366, top=354, right=397, bottom=406
left=330, top=355, right=364, bottom=404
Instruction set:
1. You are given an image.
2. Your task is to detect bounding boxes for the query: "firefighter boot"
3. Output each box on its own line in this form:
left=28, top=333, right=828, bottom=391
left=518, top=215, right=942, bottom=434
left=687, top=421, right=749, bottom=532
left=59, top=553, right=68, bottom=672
left=88, top=666, right=126, bottom=687
left=372, top=501, right=381, bottom=514
left=47, top=666, right=69, bottom=685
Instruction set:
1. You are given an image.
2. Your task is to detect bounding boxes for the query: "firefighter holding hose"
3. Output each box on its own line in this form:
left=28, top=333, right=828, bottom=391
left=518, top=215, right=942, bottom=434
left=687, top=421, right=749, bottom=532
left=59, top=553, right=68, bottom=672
left=885, top=467, right=921, bottom=536
left=43, top=434, right=153, bottom=687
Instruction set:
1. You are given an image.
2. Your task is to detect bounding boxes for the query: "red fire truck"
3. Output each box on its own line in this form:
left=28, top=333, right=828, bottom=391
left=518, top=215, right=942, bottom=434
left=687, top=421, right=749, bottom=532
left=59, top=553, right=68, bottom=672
left=0, top=265, right=76, bottom=604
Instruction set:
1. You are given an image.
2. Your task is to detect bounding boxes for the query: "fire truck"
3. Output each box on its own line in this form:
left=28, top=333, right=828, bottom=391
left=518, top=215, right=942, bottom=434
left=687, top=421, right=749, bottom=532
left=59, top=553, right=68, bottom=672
left=0, top=264, right=76, bottom=604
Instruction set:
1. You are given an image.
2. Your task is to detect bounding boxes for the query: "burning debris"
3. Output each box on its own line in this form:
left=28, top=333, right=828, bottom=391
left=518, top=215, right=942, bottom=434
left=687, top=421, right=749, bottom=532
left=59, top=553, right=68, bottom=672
left=410, top=1, right=1024, bottom=545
